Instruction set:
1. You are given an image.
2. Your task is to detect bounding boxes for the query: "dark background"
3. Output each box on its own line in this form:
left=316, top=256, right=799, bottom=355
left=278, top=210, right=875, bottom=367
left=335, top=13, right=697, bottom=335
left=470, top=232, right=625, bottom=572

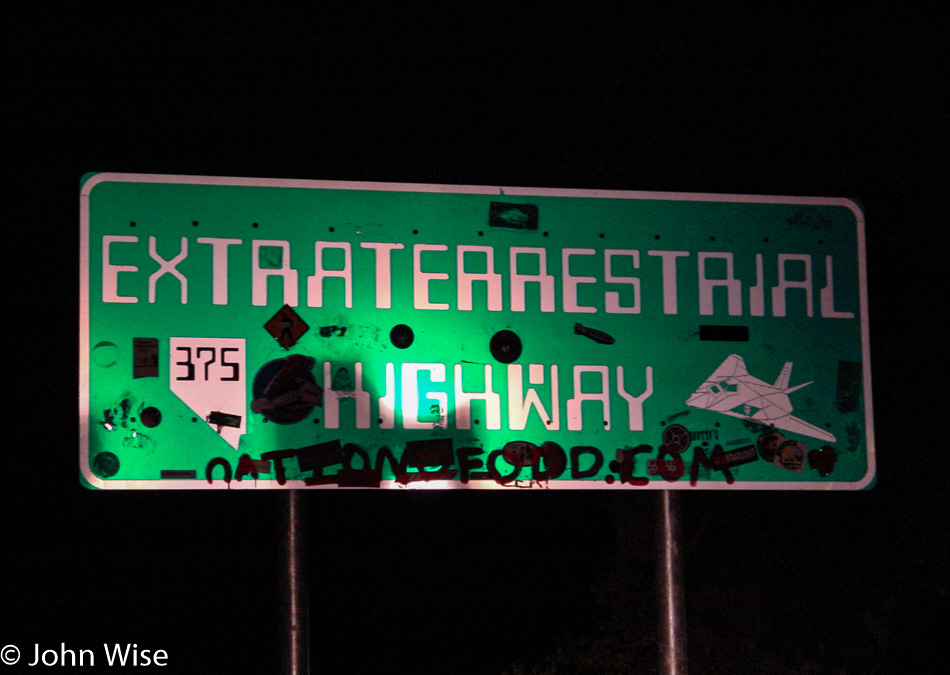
left=6, top=9, right=947, bottom=673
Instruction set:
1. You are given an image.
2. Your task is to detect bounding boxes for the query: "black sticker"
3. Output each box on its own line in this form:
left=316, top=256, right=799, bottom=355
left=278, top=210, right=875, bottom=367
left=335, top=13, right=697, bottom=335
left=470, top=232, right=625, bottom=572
left=92, top=452, right=120, bottom=479
left=133, top=337, right=159, bottom=378
left=490, top=329, right=522, bottom=364
left=699, top=325, right=750, bottom=341
left=489, top=202, right=539, bottom=230
left=207, top=411, right=242, bottom=429
left=390, top=324, right=414, bottom=349
left=574, top=323, right=615, bottom=344
left=161, top=469, right=197, bottom=480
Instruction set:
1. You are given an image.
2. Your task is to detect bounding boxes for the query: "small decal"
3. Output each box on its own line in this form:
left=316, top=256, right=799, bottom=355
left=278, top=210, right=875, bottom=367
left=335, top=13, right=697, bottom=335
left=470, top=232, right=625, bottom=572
left=489, top=202, right=539, bottom=230
left=757, top=431, right=786, bottom=463
left=709, top=444, right=759, bottom=471
left=390, top=324, right=414, bottom=349
left=92, top=452, right=120, bottom=479
left=686, top=354, right=836, bottom=442
left=264, top=304, right=310, bottom=349
left=808, top=446, right=839, bottom=477
left=699, top=325, right=749, bottom=342
left=574, top=323, right=615, bottom=345
left=662, top=424, right=691, bottom=454
left=489, top=329, right=522, bottom=364
left=251, top=354, right=322, bottom=425
left=647, top=458, right=686, bottom=480
left=319, top=325, right=347, bottom=338
left=774, top=438, right=807, bottom=473
left=207, top=411, right=242, bottom=431
left=133, top=337, right=159, bottom=378
left=161, top=470, right=197, bottom=480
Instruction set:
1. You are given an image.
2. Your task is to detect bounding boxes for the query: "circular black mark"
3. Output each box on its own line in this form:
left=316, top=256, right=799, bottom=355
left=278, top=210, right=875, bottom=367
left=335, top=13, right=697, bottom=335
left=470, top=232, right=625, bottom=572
left=140, top=407, right=162, bottom=428
left=490, top=330, right=522, bottom=364
left=390, top=324, right=414, bottom=349
left=92, top=452, right=120, bottom=479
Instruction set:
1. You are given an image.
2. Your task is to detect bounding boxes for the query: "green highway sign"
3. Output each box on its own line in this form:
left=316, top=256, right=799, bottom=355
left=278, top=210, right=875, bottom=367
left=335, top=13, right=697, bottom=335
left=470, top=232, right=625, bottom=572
left=80, top=173, right=874, bottom=490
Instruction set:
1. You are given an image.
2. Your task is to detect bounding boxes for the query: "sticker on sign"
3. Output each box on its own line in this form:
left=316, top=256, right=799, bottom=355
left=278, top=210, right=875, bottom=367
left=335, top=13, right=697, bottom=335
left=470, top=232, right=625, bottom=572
left=80, top=173, right=874, bottom=489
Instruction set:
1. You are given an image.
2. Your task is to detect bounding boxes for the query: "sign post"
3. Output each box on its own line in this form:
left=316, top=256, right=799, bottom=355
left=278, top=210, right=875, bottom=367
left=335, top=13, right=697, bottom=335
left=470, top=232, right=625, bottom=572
left=657, top=491, right=687, bottom=674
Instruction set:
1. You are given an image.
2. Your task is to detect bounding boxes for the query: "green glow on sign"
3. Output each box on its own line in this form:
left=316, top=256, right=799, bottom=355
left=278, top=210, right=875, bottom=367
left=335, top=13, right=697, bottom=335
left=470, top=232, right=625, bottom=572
left=80, top=174, right=873, bottom=490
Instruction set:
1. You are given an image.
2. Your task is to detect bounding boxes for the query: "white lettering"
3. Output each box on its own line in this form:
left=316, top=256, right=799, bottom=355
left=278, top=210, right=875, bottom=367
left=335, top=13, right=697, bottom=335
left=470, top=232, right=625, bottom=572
left=749, top=253, right=765, bottom=316
left=616, top=366, right=654, bottom=431
left=197, top=237, right=242, bottom=305
left=772, top=253, right=813, bottom=317
left=360, top=242, right=404, bottom=309
left=604, top=249, right=640, bottom=314
left=148, top=236, right=188, bottom=303
left=567, top=365, right=611, bottom=430
left=102, top=235, right=139, bottom=303
left=647, top=250, right=689, bottom=314
left=401, top=363, right=447, bottom=429
left=457, top=245, right=503, bottom=311
left=413, top=244, right=450, bottom=310
left=507, top=363, right=560, bottom=430
left=510, top=247, right=556, bottom=312
left=562, top=248, right=597, bottom=313
left=698, top=252, right=742, bottom=316
left=307, top=241, right=352, bottom=308
left=820, top=255, right=855, bottom=318
left=323, top=361, right=371, bottom=429
left=453, top=364, right=501, bottom=429
left=252, top=240, right=298, bottom=307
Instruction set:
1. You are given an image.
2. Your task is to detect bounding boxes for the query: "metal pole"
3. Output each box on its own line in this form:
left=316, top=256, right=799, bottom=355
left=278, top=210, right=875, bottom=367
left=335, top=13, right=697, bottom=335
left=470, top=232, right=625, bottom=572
left=280, top=490, right=310, bottom=675
left=657, top=490, right=687, bottom=675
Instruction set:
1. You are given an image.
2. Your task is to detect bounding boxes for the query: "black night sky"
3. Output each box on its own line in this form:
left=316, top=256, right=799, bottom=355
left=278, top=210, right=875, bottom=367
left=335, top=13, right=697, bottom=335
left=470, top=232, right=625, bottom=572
left=6, top=10, right=947, bottom=674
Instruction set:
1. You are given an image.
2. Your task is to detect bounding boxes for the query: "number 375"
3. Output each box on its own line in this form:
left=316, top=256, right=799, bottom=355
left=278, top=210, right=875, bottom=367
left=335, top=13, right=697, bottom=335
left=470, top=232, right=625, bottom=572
left=174, top=346, right=241, bottom=381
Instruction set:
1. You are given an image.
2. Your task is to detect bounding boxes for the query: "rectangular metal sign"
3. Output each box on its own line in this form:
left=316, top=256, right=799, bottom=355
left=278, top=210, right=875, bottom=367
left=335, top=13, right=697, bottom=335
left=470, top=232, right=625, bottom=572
left=80, top=173, right=874, bottom=489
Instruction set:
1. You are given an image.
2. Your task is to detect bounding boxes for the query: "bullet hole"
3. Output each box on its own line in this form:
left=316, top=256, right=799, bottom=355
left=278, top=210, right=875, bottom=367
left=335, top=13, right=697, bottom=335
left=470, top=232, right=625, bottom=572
left=252, top=222, right=259, bottom=228
left=192, top=221, right=199, bottom=226
left=490, top=330, right=522, bottom=364
left=130, top=221, right=136, bottom=227
left=390, top=324, right=414, bottom=349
